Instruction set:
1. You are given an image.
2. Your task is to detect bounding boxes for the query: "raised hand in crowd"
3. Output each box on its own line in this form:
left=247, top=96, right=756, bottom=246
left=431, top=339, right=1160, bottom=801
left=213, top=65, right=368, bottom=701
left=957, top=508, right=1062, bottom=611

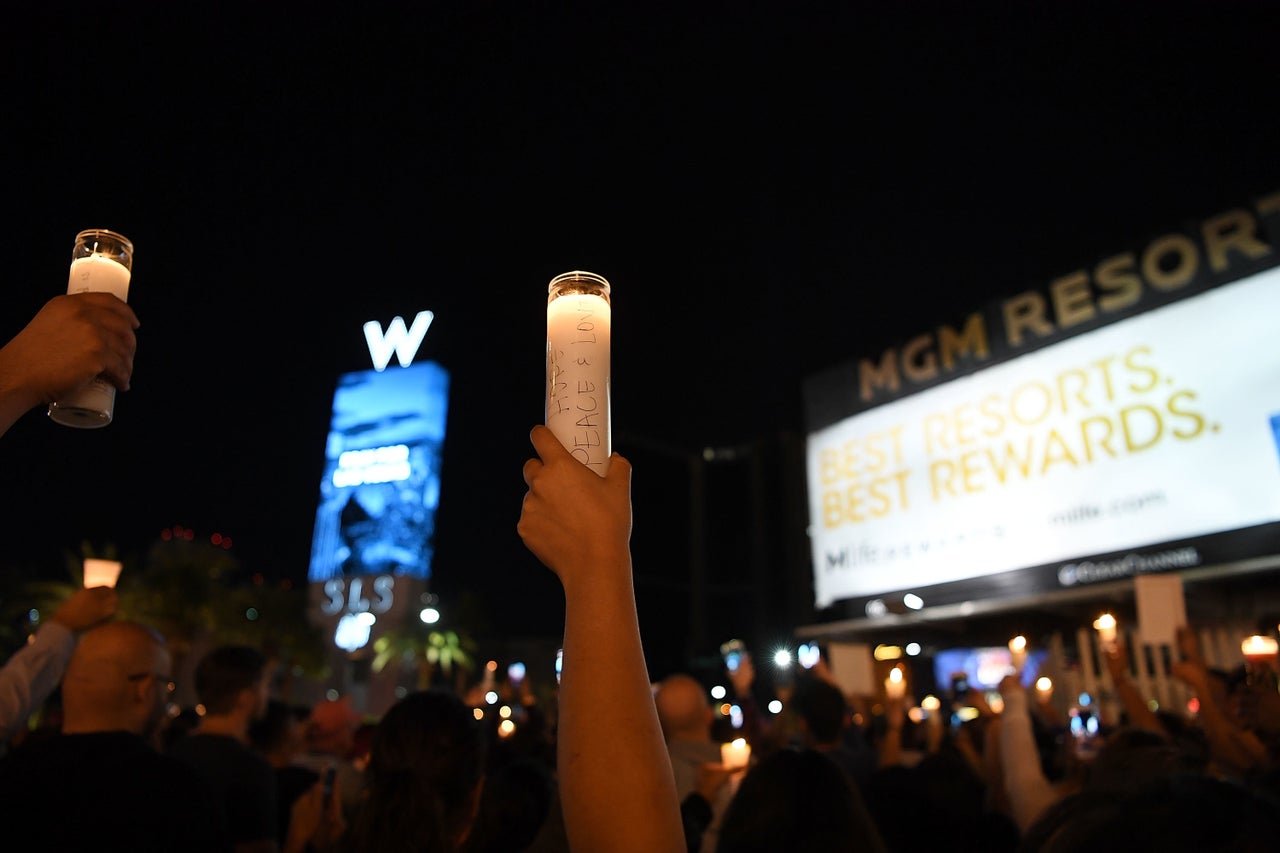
left=0, top=292, right=139, bottom=437
left=283, top=771, right=345, bottom=853
left=517, top=424, right=684, bottom=852
left=0, top=585, right=119, bottom=747
left=995, top=672, right=1063, bottom=833
left=49, top=585, right=121, bottom=632
left=1169, top=625, right=1268, bottom=779
left=1102, top=635, right=1165, bottom=735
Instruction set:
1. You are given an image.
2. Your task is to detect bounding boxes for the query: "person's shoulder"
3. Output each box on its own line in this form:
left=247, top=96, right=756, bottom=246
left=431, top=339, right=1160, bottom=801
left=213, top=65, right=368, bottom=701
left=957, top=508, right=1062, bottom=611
left=277, top=763, right=321, bottom=784
left=170, top=733, right=273, bottom=773
left=5, top=730, right=150, bottom=769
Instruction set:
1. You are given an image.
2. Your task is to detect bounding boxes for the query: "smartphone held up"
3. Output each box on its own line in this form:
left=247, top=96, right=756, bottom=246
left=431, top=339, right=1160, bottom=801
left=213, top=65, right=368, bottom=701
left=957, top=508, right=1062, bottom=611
left=720, top=639, right=746, bottom=674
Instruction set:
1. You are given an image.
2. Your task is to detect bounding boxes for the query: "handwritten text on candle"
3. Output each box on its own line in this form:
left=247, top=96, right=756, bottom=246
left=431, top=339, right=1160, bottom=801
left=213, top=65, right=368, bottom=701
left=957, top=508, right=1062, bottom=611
left=548, top=295, right=610, bottom=470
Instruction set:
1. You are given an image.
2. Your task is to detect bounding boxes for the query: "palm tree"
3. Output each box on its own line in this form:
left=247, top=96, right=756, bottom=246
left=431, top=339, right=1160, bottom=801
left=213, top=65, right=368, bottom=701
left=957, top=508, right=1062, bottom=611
left=371, top=622, right=477, bottom=692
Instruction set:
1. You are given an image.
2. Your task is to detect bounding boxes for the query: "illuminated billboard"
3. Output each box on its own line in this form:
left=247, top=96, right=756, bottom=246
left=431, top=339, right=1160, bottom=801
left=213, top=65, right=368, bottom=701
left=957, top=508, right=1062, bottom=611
left=308, top=360, right=450, bottom=583
left=804, top=192, right=1280, bottom=612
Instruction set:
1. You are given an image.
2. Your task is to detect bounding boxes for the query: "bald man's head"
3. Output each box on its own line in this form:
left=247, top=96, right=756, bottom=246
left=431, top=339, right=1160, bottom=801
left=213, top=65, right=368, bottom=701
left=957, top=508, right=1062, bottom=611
left=654, top=673, right=712, bottom=742
left=62, top=621, right=171, bottom=739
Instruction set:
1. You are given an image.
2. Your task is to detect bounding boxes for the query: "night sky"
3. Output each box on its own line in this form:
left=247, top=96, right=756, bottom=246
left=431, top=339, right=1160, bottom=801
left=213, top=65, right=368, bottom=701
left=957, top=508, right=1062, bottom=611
left=3, top=2, right=1278, bottom=666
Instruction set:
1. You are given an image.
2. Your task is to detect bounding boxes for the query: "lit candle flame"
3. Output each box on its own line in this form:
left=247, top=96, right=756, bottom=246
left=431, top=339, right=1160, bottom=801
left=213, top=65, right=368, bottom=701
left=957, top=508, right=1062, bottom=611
left=1008, top=635, right=1029, bottom=672
left=1093, top=613, right=1118, bottom=646
left=1241, top=635, right=1278, bottom=658
left=885, top=665, right=905, bottom=699
left=721, top=737, right=751, bottom=770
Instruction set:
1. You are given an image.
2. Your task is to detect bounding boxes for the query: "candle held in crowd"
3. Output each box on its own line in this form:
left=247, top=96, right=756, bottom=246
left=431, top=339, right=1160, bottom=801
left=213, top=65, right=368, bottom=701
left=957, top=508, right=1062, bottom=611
left=1093, top=613, right=1118, bottom=647
left=1008, top=635, right=1028, bottom=672
left=721, top=737, right=751, bottom=770
left=885, top=665, right=906, bottom=699
left=48, top=229, right=134, bottom=428
left=546, top=271, right=612, bottom=476
left=1241, top=635, right=1279, bottom=663
left=82, top=558, right=122, bottom=588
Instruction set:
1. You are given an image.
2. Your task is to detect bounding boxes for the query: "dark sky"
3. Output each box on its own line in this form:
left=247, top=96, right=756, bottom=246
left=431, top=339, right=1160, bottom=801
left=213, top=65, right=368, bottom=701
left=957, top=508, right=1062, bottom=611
left=3, top=2, right=1278, bottom=648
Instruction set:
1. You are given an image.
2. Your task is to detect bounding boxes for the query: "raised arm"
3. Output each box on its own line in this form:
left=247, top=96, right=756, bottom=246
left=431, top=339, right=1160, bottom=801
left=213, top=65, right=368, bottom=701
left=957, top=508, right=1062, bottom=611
left=1102, top=638, right=1166, bottom=734
left=0, top=586, right=118, bottom=745
left=997, top=674, right=1062, bottom=833
left=1170, top=627, right=1268, bottom=778
left=517, top=425, right=684, bottom=852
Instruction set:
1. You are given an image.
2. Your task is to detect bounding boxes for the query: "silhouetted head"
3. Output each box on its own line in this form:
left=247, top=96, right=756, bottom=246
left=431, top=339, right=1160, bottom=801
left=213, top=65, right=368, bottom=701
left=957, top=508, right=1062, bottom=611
left=791, top=674, right=850, bottom=746
left=717, top=747, right=887, bottom=853
left=1019, top=774, right=1280, bottom=852
left=61, top=621, right=171, bottom=741
left=654, top=673, right=713, bottom=742
left=193, top=644, right=269, bottom=721
left=348, top=689, right=487, bottom=853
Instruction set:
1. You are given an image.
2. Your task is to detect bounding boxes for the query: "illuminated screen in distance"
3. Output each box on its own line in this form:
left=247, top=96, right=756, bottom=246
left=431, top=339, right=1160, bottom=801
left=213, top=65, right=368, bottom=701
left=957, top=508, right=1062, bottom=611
left=805, top=266, right=1280, bottom=609
left=308, top=361, right=450, bottom=582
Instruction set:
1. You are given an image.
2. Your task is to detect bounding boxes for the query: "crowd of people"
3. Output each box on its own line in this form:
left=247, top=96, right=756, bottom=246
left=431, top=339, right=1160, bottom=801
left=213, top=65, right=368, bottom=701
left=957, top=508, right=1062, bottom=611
left=2, top=292, right=1280, bottom=851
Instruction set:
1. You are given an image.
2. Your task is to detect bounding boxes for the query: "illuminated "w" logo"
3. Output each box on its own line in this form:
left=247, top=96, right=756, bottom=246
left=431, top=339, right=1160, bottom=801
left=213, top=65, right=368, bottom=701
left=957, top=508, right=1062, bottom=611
left=363, top=310, right=435, bottom=372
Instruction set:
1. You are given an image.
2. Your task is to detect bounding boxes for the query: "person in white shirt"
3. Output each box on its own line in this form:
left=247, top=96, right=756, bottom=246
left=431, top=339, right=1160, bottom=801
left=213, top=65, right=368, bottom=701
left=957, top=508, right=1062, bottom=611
left=0, top=585, right=118, bottom=750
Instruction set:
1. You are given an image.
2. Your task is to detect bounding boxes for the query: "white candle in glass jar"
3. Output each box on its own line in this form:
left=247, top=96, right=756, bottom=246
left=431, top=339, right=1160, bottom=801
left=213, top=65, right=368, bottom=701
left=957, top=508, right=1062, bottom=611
left=68, top=254, right=131, bottom=299
left=546, top=286, right=611, bottom=475
left=50, top=226, right=134, bottom=429
left=53, top=254, right=132, bottom=422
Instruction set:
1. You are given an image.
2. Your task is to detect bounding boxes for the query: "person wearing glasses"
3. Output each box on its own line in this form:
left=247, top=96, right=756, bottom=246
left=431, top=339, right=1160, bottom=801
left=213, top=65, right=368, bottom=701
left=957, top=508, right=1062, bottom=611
left=0, top=620, right=231, bottom=851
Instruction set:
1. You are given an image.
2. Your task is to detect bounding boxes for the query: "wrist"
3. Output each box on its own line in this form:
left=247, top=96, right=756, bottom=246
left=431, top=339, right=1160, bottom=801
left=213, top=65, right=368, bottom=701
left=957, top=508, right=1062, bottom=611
left=44, top=616, right=80, bottom=636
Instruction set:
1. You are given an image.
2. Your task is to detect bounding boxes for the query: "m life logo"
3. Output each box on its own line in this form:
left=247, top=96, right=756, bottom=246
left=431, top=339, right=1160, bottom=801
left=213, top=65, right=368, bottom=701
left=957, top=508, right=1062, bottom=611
left=363, top=310, right=434, bottom=371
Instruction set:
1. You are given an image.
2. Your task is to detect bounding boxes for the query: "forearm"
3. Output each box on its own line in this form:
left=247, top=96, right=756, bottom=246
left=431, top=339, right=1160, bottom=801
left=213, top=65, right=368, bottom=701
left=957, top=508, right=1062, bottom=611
left=558, top=557, right=683, bottom=853
left=0, top=367, right=38, bottom=438
left=1195, top=694, right=1268, bottom=776
left=0, top=622, right=75, bottom=742
left=1111, top=675, right=1165, bottom=734
left=999, top=691, right=1059, bottom=832
left=877, top=725, right=903, bottom=768
left=733, top=689, right=766, bottom=743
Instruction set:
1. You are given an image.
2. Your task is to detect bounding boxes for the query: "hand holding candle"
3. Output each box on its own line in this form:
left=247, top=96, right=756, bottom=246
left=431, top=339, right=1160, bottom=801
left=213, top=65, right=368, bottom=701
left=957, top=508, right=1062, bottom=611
left=1241, top=635, right=1279, bottom=689
left=721, top=737, right=751, bottom=770
left=48, top=228, right=135, bottom=428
